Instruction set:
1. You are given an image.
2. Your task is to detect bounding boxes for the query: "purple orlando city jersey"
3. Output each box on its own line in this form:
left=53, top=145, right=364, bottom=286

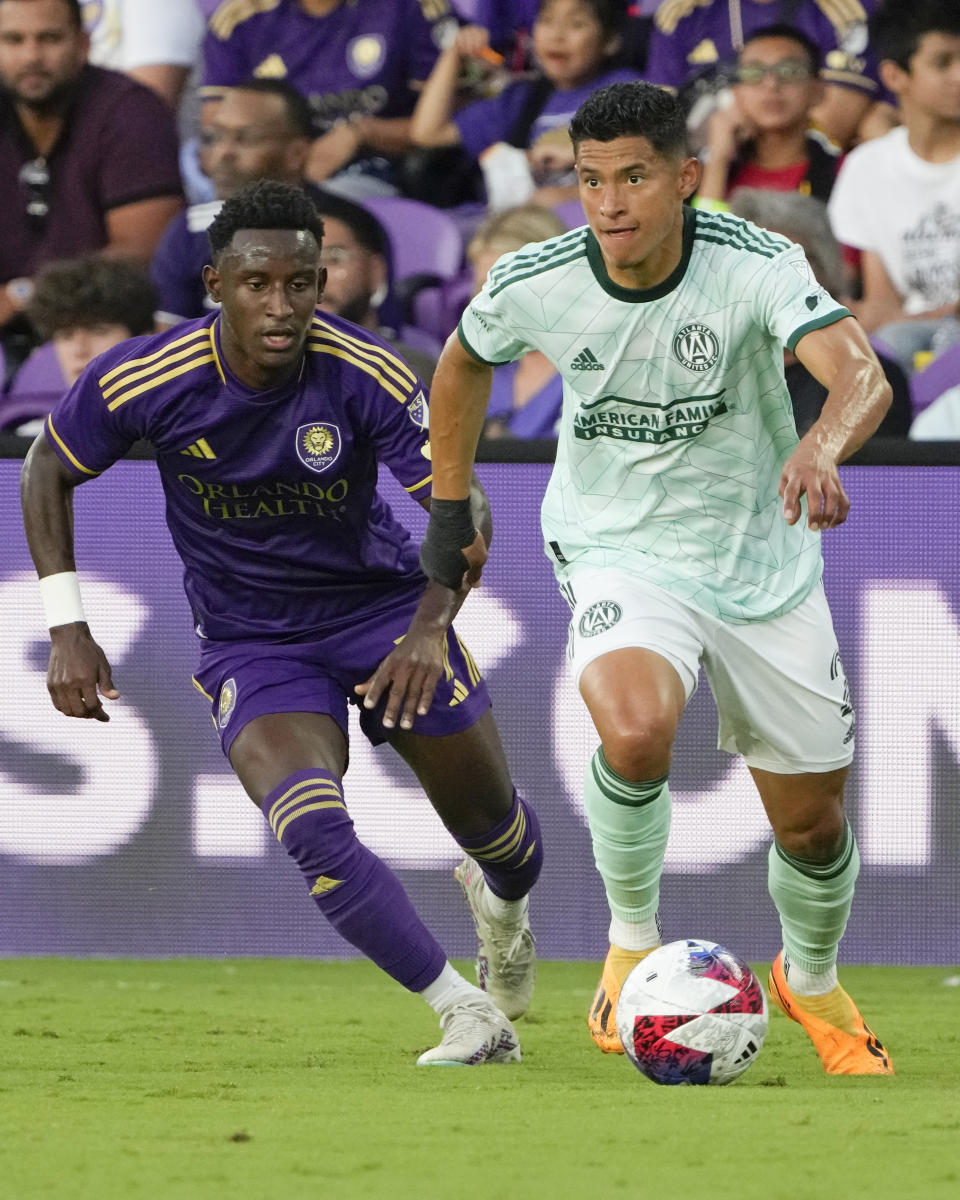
left=202, top=0, right=449, bottom=133
left=44, top=312, right=434, bottom=642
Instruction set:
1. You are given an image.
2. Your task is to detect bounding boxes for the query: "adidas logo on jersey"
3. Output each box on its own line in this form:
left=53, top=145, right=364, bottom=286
left=570, top=347, right=604, bottom=371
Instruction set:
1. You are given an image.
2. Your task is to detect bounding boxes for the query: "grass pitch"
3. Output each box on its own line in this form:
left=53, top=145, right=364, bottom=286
left=1, top=959, right=956, bottom=1200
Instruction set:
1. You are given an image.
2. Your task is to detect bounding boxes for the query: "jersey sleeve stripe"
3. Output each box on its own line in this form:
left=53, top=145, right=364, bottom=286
left=307, top=343, right=409, bottom=404
left=45, top=415, right=99, bottom=476
left=404, top=472, right=433, bottom=492
left=310, top=317, right=419, bottom=387
left=106, top=353, right=216, bottom=411
left=98, top=327, right=213, bottom=388
left=785, top=308, right=852, bottom=352
left=191, top=676, right=214, bottom=701
left=488, top=245, right=587, bottom=298
left=457, top=322, right=507, bottom=365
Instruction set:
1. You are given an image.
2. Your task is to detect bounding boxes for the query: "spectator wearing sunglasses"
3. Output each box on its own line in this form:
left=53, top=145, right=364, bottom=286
left=0, top=0, right=183, bottom=362
left=696, top=25, right=841, bottom=210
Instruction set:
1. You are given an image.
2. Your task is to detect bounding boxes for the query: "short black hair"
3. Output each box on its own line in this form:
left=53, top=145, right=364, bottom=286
left=228, top=78, right=315, bottom=140
left=26, top=255, right=157, bottom=338
left=740, top=23, right=821, bottom=74
left=311, top=192, right=389, bottom=258
left=537, top=0, right=626, bottom=39
left=569, top=81, right=689, bottom=158
left=208, top=179, right=325, bottom=259
left=0, top=0, right=84, bottom=28
left=869, top=0, right=960, bottom=69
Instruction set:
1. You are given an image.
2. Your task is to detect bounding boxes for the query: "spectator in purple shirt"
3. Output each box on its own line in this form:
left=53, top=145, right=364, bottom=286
left=200, top=0, right=455, bottom=198
left=21, top=178, right=541, bottom=1068
left=0, top=0, right=183, bottom=349
left=644, top=0, right=896, bottom=151
left=411, top=0, right=640, bottom=209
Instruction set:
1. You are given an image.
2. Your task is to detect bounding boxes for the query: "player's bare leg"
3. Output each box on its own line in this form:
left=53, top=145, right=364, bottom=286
left=579, top=649, right=685, bottom=1052
left=753, top=765, right=893, bottom=1075
left=391, top=711, right=541, bottom=1020
left=229, top=712, right=520, bottom=1066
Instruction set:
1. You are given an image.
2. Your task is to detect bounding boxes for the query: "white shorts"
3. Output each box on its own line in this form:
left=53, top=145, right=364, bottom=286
left=560, top=566, right=855, bottom=775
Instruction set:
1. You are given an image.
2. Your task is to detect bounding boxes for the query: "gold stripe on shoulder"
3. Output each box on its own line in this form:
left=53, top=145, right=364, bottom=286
left=816, top=0, right=867, bottom=32
left=308, top=343, right=408, bottom=404
left=46, top=415, right=98, bottom=475
left=107, top=353, right=216, bottom=412
left=310, top=317, right=419, bottom=389
left=99, top=327, right=212, bottom=389
left=655, top=0, right=714, bottom=37
left=209, top=0, right=284, bottom=41
left=102, top=339, right=217, bottom=401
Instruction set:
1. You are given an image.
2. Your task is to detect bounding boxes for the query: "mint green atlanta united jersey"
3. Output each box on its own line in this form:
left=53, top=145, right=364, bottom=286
left=457, top=206, right=852, bottom=623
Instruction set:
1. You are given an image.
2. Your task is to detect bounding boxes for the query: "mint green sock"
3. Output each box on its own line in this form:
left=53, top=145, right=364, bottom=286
left=582, top=748, right=671, bottom=927
left=767, top=822, right=860, bottom=973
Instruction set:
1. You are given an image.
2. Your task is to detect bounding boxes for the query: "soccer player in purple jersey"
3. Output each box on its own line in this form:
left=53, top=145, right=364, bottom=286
left=20, top=179, right=541, bottom=1068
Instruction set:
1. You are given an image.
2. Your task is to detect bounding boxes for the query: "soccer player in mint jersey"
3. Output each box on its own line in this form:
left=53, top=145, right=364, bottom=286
left=20, top=180, right=540, bottom=1068
left=377, top=81, right=896, bottom=1075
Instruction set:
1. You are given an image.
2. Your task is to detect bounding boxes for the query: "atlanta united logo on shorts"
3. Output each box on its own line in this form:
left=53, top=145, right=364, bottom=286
left=218, top=678, right=237, bottom=728
left=673, top=323, right=720, bottom=372
left=296, top=423, right=341, bottom=473
left=579, top=600, right=622, bottom=637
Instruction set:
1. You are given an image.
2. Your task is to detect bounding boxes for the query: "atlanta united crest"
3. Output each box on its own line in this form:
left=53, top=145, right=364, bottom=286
left=579, top=601, right=622, bottom=638
left=673, top=322, right=720, bottom=372
left=296, top=423, right=342, bottom=473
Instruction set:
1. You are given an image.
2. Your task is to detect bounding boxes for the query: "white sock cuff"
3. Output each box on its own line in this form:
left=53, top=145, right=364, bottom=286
left=419, top=962, right=481, bottom=1013
left=609, top=914, right=661, bottom=952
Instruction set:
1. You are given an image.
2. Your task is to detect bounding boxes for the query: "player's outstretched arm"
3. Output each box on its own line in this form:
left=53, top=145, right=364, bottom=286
left=356, top=471, right=492, bottom=731
left=780, top=316, right=892, bottom=531
left=20, top=434, right=119, bottom=722
left=420, top=335, right=494, bottom=589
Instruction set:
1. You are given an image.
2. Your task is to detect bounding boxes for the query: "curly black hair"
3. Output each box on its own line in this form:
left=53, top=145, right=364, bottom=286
left=569, top=81, right=689, bottom=159
left=207, top=180, right=325, bottom=260
left=26, top=255, right=157, bottom=339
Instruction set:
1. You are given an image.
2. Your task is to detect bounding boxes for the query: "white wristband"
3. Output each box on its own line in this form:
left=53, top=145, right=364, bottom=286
left=39, top=571, right=86, bottom=629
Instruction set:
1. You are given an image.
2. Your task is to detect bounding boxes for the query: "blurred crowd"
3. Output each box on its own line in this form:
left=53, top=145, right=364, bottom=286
left=1, top=0, right=959, bottom=441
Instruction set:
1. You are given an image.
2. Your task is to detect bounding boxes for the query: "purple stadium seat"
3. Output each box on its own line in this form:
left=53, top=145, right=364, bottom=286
left=361, top=196, right=465, bottom=284
left=554, top=199, right=586, bottom=229
left=0, top=342, right=65, bottom=431
left=910, top=343, right=960, bottom=417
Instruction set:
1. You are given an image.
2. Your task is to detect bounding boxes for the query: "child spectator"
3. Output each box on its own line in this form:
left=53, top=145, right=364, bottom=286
left=0, top=255, right=157, bottom=434
left=696, top=25, right=840, bottom=209
left=411, top=0, right=639, bottom=209
left=466, top=204, right=567, bottom=438
left=827, top=0, right=960, bottom=374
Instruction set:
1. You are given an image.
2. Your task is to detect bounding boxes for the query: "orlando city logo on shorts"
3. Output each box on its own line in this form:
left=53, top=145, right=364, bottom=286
left=673, top=322, right=720, bottom=372
left=579, top=600, right=622, bottom=638
left=218, top=678, right=237, bottom=728
left=296, top=423, right=341, bottom=473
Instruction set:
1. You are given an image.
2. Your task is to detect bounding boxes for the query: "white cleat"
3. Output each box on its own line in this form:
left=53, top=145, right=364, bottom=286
left=455, top=857, right=536, bottom=1020
left=417, top=995, right=522, bottom=1067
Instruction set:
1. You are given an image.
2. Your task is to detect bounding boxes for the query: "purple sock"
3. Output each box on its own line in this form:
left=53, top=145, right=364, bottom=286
left=265, top=769, right=446, bottom=992
left=455, top=791, right=543, bottom=901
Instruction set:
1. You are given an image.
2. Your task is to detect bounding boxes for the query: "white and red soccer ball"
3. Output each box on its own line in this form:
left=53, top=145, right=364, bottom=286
left=616, top=938, right=768, bottom=1085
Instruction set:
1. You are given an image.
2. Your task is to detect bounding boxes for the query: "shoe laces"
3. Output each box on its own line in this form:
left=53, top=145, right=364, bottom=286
left=438, top=995, right=500, bottom=1039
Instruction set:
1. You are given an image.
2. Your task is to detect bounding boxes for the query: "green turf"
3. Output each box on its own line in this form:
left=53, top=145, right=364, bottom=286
left=1, top=959, right=956, bottom=1200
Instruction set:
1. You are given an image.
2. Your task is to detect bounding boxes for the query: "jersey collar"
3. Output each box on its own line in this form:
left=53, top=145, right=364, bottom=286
left=585, top=206, right=696, bottom=303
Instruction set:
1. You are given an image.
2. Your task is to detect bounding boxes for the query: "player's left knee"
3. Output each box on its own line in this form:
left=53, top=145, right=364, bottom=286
left=777, top=816, right=847, bottom=864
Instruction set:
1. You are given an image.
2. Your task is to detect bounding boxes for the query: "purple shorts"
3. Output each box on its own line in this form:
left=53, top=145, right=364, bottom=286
left=191, top=595, right=491, bottom=757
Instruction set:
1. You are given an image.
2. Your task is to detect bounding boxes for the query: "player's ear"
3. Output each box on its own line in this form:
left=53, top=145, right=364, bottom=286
left=202, top=264, right=221, bottom=303
left=678, top=155, right=701, bottom=200
left=318, top=265, right=327, bottom=300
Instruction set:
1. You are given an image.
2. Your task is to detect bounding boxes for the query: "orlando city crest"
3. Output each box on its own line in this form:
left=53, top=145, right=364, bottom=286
left=296, top=422, right=341, bottom=473
left=218, top=678, right=237, bottom=728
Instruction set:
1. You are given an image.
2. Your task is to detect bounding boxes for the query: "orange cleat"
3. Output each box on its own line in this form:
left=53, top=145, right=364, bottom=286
left=588, top=945, right=655, bottom=1054
left=768, top=952, right=894, bottom=1075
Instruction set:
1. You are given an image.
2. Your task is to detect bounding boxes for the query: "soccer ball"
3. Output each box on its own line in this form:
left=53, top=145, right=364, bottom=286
left=616, top=938, right=768, bottom=1086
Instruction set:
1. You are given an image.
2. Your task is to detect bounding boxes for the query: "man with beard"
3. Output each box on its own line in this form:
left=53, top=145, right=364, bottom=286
left=0, top=0, right=182, bottom=352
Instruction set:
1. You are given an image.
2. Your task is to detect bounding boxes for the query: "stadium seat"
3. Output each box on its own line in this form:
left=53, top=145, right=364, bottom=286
left=909, top=343, right=960, bottom=417
left=0, top=342, right=64, bottom=431
left=361, top=195, right=466, bottom=344
left=554, top=198, right=586, bottom=229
